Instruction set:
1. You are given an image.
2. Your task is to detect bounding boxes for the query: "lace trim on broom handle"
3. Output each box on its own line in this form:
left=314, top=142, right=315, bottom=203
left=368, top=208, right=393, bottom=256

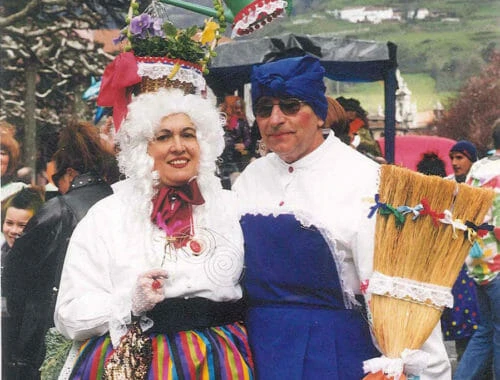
left=367, top=271, right=453, bottom=309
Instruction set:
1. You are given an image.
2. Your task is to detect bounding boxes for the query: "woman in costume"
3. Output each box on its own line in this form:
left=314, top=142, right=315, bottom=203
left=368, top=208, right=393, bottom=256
left=54, top=88, right=253, bottom=379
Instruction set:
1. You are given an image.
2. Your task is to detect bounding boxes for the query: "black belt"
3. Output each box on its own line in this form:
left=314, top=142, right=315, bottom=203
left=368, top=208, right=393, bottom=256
left=146, top=297, right=246, bottom=334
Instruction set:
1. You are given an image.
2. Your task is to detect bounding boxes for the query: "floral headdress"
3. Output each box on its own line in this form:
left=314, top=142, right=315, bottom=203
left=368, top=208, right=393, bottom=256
left=97, top=0, right=226, bottom=130
left=121, top=0, right=225, bottom=74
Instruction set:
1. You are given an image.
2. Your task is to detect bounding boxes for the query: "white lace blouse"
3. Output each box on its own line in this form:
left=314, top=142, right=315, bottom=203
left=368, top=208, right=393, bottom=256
left=54, top=178, right=244, bottom=347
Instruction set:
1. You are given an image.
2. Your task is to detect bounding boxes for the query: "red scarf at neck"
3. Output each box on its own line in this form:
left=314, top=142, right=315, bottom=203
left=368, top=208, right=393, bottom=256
left=151, top=179, right=205, bottom=248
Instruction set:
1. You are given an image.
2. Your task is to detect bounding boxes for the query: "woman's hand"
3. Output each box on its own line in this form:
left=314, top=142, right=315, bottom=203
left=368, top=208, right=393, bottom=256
left=131, top=268, right=168, bottom=316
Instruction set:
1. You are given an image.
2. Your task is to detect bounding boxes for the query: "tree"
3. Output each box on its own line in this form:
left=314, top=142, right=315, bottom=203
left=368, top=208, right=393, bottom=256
left=0, top=0, right=118, bottom=178
left=435, top=50, right=500, bottom=156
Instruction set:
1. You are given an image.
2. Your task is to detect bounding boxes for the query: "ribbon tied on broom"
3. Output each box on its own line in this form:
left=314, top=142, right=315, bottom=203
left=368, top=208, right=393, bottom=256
left=363, top=165, right=495, bottom=380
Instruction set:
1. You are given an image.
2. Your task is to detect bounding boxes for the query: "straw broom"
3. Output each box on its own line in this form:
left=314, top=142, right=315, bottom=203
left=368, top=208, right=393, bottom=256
left=365, top=164, right=494, bottom=378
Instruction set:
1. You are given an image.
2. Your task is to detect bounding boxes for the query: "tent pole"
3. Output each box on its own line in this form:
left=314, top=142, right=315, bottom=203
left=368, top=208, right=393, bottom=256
left=383, top=42, right=398, bottom=164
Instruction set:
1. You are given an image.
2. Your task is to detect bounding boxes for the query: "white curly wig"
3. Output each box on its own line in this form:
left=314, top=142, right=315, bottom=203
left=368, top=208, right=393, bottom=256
left=116, top=88, right=225, bottom=216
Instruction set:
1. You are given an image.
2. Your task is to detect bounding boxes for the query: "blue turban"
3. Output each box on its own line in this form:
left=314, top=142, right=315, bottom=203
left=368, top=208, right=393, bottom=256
left=251, top=55, right=328, bottom=121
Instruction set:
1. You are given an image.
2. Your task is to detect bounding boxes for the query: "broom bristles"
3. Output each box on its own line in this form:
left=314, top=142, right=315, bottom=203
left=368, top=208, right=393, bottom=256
left=371, top=164, right=494, bottom=359
left=371, top=296, right=442, bottom=357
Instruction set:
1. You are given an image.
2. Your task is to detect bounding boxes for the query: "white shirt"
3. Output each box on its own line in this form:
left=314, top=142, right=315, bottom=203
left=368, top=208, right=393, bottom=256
left=55, top=179, right=244, bottom=346
left=233, top=132, right=451, bottom=380
left=1, top=181, right=27, bottom=201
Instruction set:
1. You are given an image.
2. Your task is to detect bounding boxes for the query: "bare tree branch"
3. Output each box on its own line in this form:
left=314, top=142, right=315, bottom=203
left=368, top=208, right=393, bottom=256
left=1, top=0, right=116, bottom=164
left=0, top=0, right=40, bottom=28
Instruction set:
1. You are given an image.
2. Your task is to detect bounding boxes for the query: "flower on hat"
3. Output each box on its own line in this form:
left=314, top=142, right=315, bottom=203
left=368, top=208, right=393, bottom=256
left=99, top=0, right=228, bottom=131
left=200, top=20, right=220, bottom=45
left=117, top=0, right=226, bottom=74
left=129, top=14, right=155, bottom=37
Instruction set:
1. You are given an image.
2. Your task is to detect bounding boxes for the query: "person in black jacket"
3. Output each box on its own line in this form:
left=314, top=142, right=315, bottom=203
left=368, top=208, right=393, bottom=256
left=3, top=121, right=117, bottom=379
left=217, top=95, right=252, bottom=189
left=1, top=187, right=45, bottom=376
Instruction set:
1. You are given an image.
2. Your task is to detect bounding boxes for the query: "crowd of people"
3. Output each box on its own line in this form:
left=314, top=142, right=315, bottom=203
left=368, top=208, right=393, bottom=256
left=1, top=54, right=499, bottom=380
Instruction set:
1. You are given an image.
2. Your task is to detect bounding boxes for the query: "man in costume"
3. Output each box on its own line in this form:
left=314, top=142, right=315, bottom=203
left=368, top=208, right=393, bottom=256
left=441, top=139, right=481, bottom=367
left=233, top=55, right=451, bottom=379
left=455, top=121, right=500, bottom=379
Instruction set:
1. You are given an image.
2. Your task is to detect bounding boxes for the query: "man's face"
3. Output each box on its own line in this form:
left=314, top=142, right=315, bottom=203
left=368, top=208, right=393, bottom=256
left=255, top=97, right=325, bottom=164
left=449, top=151, right=473, bottom=178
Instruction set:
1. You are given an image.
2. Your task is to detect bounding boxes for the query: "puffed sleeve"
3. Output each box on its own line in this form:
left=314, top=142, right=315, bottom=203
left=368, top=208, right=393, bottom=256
left=54, top=202, right=133, bottom=345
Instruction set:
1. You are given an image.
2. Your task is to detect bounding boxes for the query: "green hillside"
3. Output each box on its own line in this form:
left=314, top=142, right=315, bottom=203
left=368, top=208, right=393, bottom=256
left=255, top=0, right=500, bottom=112
left=327, top=74, right=456, bottom=114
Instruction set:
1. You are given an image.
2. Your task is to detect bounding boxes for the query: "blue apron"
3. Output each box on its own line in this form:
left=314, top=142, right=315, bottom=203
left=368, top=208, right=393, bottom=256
left=241, top=213, right=380, bottom=379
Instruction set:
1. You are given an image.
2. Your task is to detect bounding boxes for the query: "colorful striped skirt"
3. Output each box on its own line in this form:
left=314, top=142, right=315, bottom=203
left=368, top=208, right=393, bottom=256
left=69, top=322, right=254, bottom=380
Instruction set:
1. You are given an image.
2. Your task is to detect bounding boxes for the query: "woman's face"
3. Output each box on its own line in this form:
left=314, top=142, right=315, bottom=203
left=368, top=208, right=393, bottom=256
left=147, top=113, right=201, bottom=187
left=2, top=207, right=33, bottom=247
left=0, top=148, right=9, bottom=177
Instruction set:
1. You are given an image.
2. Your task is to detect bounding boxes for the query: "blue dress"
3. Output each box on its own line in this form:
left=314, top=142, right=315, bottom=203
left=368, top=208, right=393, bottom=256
left=241, top=213, right=380, bottom=380
left=441, top=265, right=480, bottom=340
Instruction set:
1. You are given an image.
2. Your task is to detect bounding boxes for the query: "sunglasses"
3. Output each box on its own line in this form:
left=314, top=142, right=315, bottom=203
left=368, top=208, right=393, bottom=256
left=254, top=97, right=306, bottom=118
left=51, top=168, right=66, bottom=185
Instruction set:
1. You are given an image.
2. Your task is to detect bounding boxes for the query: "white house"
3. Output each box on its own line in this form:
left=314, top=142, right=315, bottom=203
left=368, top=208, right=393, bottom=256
left=334, top=7, right=395, bottom=24
left=407, top=8, right=430, bottom=20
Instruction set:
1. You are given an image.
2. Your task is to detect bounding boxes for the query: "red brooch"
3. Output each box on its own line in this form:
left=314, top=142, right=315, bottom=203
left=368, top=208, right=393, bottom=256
left=189, top=240, right=202, bottom=255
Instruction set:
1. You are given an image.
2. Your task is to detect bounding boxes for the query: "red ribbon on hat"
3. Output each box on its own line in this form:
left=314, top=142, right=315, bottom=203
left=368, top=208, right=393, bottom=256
left=97, top=52, right=141, bottom=131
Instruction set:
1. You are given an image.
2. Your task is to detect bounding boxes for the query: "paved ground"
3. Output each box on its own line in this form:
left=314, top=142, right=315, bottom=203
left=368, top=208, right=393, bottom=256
left=445, top=341, right=458, bottom=375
